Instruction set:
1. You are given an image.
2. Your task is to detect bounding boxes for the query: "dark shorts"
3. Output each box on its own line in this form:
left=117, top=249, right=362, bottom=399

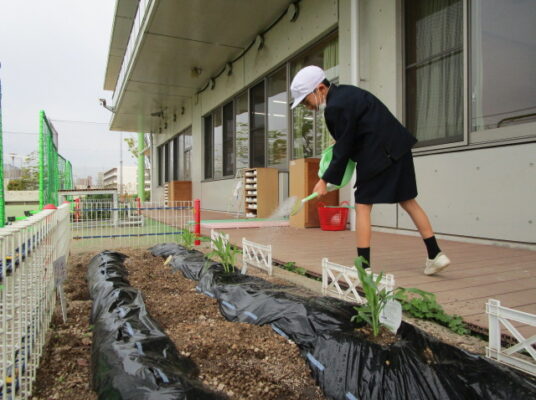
left=355, top=151, right=418, bottom=204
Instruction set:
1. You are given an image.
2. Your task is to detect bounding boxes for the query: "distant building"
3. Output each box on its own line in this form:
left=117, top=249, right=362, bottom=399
left=96, top=172, right=104, bottom=187
left=75, top=176, right=93, bottom=189
left=4, top=164, right=22, bottom=180
left=102, top=166, right=150, bottom=195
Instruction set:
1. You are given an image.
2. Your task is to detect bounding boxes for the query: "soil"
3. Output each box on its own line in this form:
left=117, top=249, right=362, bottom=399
left=31, top=244, right=491, bottom=399
left=32, top=248, right=325, bottom=400
left=356, top=325, right=399, bottom=346
left=31, top=259, right=96, bottom=400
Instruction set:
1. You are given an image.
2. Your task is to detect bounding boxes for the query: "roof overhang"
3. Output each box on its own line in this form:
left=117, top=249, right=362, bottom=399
left=103, top=0, right=139, bottom=91
left=106, top=0, right=291, bottom=132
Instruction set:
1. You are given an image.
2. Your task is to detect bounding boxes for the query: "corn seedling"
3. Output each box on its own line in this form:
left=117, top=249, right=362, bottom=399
left=206, top=235, right=241, bottom=274
left=351, top=257, right=397, bottom=337
left=178, top=228, right=197, bottom=250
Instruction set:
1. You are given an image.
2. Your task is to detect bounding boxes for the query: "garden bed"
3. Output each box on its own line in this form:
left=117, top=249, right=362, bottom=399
left=33, top=248, right=324, bottom=399
left=32, top=245, right=535, bottom=399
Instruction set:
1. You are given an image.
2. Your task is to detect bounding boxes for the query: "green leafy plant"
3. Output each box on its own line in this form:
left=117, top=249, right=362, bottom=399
left=178, top=228, right=197, bottom=250
left=206, top=235, right=241, bottom=274
left=394, top=287, right=469, bottom=335
left=281, top=261, right=307, bottom=276
left=278, top=261, right=321, bottom=281
left=351, top=256, right=398, bottom=337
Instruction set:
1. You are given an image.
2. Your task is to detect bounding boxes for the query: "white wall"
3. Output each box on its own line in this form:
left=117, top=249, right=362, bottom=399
left=403, top=144, right=536, bottom=243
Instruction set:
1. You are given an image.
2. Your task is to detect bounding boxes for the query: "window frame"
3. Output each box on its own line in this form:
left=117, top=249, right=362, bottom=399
left=402, top=0, right=469, bottom=153
left=157, top=145, right=164, bottom=187
left=222, top=100, right=236, bottom=177
left=404, top=0, right=536, bottom=156
left=289, top=32, right=339, bottom=160
left=201, top=29, right=338, bottom=181
left=203, top=114, right=214, bottom=180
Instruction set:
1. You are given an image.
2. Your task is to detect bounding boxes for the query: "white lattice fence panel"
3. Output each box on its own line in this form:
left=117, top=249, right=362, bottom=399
left=0, top=204, right=70, bottom=399
left=210, top=229, right=229, bottom=250
left=241, top=239, right=272, bottom=276
left=321, top=258, right=395, bottom=304
left=486, top=299, right=536, bottom=376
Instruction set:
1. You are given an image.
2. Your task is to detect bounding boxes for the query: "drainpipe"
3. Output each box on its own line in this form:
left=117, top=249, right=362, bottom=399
left=349, top=0, right=359, bottom=232
left=137, top=131, right=145, bottom=201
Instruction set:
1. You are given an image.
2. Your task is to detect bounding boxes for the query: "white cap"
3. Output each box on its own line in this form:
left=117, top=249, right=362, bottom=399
left=290, top=65, right=326, bottom=109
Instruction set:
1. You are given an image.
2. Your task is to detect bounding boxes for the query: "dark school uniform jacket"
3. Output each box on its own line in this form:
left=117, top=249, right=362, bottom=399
left=321, top=84, right=418, bottom=186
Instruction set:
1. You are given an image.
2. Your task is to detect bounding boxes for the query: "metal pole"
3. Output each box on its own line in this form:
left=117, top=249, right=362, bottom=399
left=194, top=198, right=201, bottom=245
left=39, top=110, right=45, bottom=209
left=137, top=131, right=145, bottom=201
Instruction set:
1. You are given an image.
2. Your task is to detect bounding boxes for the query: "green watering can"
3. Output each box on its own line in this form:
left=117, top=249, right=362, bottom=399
left=291, top=145, right=356, bottom=215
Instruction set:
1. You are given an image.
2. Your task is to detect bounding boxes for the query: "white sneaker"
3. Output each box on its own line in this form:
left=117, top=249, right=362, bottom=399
left=424, top=252, right=451, bottom=275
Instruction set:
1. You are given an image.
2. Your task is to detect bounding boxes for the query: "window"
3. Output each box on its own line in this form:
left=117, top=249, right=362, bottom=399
left=471, top=0, right=536, bottom=131
left=201, top=31, right=338, bottom=174
left=204, top=114, right=213, bottom=179
left=250, top=81, right=265, bottom=167
left=171, top=127, right=192, bottom=181
left=223, top=102, right=235, bottom=176
left=267, top=67, right=288, bottom=169
left=235, top=92, right=249, bottom=170
left=158, top=145, right=164, bottom=186
left=173, top=135, right=179, bottom=181
left=183, top=128, right=192, bottom=180
left=405, top=0, right=464, bottom=147
left=164, top=142, right=170, bottom=183
left=291, top=34, right=338, bottom=158
left=213, top=109, right=223, bottom=178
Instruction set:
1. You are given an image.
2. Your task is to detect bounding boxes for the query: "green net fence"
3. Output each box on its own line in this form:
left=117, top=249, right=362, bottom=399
left=0, top=72, right=5, bottom=226
left=39, top=111, right=74, bottom=208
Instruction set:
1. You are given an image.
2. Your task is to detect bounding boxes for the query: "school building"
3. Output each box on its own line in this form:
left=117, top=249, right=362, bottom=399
left=103, top=0, right=535, bottom=248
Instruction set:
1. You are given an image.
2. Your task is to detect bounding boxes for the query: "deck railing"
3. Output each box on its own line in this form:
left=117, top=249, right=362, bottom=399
left=486, top=299, right=536, bottom=376
left=322, top=258, right=395, bottom=304
left=0, top=203, right=70, bottom=399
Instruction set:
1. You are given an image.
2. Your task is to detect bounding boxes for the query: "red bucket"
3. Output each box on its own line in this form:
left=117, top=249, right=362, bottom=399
left=318, top=201, right=350, bottom=231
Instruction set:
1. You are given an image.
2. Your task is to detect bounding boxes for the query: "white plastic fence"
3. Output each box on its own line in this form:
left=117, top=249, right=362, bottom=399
left=486, top=299, right=536, bottom=376
left=70, top=200, right=194, bottom=252
left=0, top=203, right=71, bottom=399
left=241, top=239, right=273, bottom=276
left=322, top=258, right=395, bottom=304
left=210, top=229, right=229, bottom=250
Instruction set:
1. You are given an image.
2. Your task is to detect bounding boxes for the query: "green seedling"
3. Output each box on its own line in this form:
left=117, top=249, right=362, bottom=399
left=206, top=235, right=241, bottom=275
left=351, top=256, right=398, bottom=337
left=178, top=228, right=197, bottom=250
left=281, top=261, right=306, bottom=275
left=394, top=287, right=469, bottom=335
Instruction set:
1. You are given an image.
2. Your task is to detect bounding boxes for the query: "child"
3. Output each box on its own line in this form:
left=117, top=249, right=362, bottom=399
left=290, top=65, right=450, bottom=275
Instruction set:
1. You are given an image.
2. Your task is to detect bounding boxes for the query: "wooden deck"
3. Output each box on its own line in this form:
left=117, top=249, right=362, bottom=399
left=200, top=211, right=536, bottom=337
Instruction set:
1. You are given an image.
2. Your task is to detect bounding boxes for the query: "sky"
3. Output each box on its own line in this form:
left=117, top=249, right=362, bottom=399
left=0, top=1, right=137, bottom=181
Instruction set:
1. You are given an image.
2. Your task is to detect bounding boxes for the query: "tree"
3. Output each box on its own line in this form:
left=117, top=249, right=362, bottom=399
left=7, top=152, right=38, bottom=190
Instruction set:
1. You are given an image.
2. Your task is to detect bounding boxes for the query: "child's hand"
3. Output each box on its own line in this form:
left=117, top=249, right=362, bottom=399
left=313, top=179, right=328, bottom=198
